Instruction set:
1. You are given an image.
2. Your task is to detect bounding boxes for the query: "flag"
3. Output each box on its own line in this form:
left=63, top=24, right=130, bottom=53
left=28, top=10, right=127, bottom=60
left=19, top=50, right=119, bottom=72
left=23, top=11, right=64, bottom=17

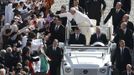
left=32, top=54, right=49, bottom=74
left=40, top=54, right=49, bottom=73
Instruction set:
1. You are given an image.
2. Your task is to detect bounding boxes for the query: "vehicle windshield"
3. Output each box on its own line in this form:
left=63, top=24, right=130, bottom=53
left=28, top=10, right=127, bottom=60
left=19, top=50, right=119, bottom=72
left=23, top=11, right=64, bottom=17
left=65, top=46, right=110, bottom=66
left=65, top=46, right=109, bottom=55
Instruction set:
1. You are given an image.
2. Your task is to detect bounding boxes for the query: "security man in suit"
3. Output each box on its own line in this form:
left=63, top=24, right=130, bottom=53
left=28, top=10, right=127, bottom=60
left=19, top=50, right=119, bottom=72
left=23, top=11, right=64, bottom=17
left=112, top=40, right=132, bottom=75
left=104, top=2, right=125, bottom=34
left=46, top=39, right=63, bottom=75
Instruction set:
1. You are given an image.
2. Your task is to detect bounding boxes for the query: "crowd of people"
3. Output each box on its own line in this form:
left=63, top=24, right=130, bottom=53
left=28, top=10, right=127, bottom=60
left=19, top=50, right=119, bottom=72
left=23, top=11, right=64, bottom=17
left=0, top=0, right=133, bottom=75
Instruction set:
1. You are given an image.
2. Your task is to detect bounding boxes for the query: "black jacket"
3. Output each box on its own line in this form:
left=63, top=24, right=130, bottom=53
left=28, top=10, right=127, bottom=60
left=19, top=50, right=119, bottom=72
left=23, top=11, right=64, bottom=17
left=113, top=28, right=133, bottom=49
left=113, top=0, right=131, bottom=14
left=90, top=33, right=108, bottom=45
left=104, top=8, right=125, bottom=32
left=112, top=47, right=131, bottom=71
left=68, top=33, right=86, bottom=45
left=56, top=11, right=67, bottom=26
left=69, top=0, right=84, bottom=13
left=86, top=0, right=106, bottom=19
left=46, top=46, right=63, bottom=62
left=50, top=24, right=65, bottom=42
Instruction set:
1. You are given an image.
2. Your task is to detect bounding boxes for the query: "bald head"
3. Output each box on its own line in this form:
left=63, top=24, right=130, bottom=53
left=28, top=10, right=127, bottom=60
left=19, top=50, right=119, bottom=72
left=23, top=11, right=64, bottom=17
left=120, top=22, right=127, bottom=30
left=126, top=64, right=132, bottom=72
left=122, top=14, right=129, bottom=22
left=115, top=2, right=122, bottom=9
left=53, top=39, right=59, bottom=47
left=70, top=7, right=76, bottom=15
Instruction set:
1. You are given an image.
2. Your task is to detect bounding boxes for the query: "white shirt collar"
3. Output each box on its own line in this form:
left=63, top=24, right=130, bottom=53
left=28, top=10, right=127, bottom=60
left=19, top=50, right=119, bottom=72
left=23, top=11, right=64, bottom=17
left=123, top=28, right=127, bottom=34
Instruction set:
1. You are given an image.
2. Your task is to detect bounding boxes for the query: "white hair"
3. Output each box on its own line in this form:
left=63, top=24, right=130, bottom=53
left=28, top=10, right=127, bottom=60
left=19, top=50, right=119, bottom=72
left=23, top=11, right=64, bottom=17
left=70, top=7, right=76, bottom=12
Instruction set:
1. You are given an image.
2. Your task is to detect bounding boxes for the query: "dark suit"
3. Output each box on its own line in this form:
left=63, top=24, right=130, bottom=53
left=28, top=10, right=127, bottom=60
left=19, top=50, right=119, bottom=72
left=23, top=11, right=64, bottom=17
left=5, top=52, right=14, bottom=71
left=46, top=46, right=63, bottom=75
left=119, top=21, right=134, bottom=32
left=86, top=0, right=106, bottom=25
left=68, top=33, right=86, bottom=45
left=77, top=6, right=84, bottom=13
left=79, top=0, right=86, bottom=12
left=50, top=24, right=65, bottom=42
left=127, top=21, right=134, bottom=31
left=90, top=33, right=108, bottom=45
left=113, top=0, right=131, bottom=14
left=113, top=28, right=133, bottom=49
left=122, top=71, right=134, bottom=75
left=112, top=47, right=131, bottom=72
left=22, top=46, right=31, bottom=66
left=56, top=11, right=67, bottom=26
left=104, top=8, right=125, bottom=33
left=69, top=0, right=74, bottom=9
left=69, top=0, right=84, bottom=13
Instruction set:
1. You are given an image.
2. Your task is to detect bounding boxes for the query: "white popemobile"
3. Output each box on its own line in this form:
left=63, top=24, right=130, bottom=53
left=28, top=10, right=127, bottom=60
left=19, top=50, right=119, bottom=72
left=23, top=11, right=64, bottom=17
left=61, top=43, right=116, bottom=75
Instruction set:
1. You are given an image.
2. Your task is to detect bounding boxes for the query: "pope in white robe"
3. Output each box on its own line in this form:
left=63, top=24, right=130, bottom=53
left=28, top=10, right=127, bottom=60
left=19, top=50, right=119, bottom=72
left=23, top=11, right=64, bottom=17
left=58, top=8, right=94, bottom=45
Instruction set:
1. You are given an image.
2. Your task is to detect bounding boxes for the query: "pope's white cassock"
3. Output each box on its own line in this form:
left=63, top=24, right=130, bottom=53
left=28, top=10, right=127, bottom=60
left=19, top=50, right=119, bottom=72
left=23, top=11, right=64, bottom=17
left=58, top=9, right=93, bottom=45
left=5, top=3, right=14, bottom=24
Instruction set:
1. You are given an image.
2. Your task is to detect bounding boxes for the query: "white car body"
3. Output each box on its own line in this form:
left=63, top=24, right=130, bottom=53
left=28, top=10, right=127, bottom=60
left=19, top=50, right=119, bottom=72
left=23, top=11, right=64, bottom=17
left=61, top=46, right=112, bottom=75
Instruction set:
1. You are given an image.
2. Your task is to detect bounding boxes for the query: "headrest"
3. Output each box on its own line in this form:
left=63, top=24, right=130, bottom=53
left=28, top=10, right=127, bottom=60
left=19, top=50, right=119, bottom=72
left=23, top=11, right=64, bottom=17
left=91, top=42, right=105, bottom=47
